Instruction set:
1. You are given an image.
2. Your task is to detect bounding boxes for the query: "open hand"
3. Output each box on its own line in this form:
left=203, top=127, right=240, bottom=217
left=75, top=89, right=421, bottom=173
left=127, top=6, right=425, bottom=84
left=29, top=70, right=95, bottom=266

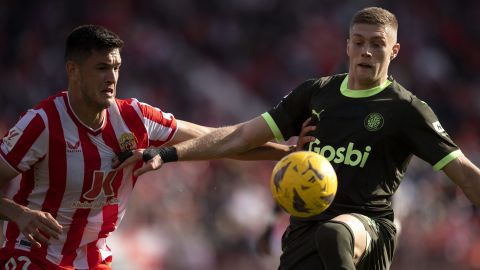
left=15, top=208, right=62, bottom=248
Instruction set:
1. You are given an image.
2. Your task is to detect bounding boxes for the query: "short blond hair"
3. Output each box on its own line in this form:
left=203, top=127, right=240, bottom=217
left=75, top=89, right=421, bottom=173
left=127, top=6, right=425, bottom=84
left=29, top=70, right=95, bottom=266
left=350, top=7, right=398, bottom=32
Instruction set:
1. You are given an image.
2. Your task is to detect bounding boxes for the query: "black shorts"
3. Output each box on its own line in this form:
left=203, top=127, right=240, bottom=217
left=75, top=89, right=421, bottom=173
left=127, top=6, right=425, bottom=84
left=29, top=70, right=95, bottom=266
left=279, top=214, right=397, bottom=270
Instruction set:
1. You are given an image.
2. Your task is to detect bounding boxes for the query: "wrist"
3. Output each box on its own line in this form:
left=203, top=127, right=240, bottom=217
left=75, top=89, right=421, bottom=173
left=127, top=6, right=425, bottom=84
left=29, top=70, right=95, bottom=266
left=0, top=198, right=27, bottom=222
left=143, top=147, right=178, bottom=163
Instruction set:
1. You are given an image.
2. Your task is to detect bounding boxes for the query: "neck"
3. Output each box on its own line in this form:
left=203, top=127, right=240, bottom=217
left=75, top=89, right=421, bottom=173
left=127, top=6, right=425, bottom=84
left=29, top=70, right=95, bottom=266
left=347, top=73, right=388, bottom=90
left=67, top=91, right=105, bottom=130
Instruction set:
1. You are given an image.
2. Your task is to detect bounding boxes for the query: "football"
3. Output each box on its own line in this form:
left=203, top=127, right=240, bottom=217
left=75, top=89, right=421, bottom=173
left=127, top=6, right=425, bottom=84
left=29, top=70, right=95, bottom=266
left=270, top=151, right=337, bottom=218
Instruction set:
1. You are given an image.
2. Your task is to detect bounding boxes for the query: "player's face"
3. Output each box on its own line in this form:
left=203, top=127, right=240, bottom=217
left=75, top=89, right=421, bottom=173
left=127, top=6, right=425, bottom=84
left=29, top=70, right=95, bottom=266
left=346, top=23, right=400, bottom=89
left=75, top=49, right=121, bottom=110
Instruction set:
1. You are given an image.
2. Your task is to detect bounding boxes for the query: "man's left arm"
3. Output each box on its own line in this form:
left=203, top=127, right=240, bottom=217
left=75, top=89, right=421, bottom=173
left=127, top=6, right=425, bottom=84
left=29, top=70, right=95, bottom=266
left=443, top=155, right=480, bottom=206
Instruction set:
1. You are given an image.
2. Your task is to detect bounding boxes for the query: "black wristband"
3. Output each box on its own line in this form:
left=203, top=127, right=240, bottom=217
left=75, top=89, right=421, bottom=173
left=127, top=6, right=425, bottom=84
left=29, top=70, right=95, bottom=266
left=117, top=150, right=133, bottom=163
left=143, top=147, right=178, bottom=163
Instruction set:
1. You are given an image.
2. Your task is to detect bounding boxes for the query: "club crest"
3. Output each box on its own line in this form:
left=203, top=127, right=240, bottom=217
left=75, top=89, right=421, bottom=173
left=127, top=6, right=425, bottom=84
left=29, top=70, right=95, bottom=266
left=119, top=133, right=137, bottom=152
left=364, top=113, right=384, bottom=132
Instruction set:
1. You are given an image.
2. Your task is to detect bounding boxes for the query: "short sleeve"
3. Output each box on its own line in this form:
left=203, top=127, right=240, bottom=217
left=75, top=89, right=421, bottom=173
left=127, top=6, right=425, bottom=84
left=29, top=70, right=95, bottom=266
left=402, top=97, right=461, bottom=170
left=0, top=109, right=48, bottom=172
left=262, top=79, right=317, bottom=142
left=136, top=101, right=178, bottom=147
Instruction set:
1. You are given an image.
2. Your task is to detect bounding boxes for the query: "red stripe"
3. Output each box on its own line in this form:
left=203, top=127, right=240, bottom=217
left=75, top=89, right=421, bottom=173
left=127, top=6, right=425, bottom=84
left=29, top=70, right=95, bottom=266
left=4, top=170, right=35, bottom=250
left=32, top=99, right=68, bottom=257
left=97, top=170, right=123, bottom=239
left=96, top=117, right=123, bottom=240
left=86, top=241, right=102, bottom=268
left=60, top=130, right=100, bottom=266
left=5, top=113, right=45, bottom=168
left=116, top=99, right=148, bottom=149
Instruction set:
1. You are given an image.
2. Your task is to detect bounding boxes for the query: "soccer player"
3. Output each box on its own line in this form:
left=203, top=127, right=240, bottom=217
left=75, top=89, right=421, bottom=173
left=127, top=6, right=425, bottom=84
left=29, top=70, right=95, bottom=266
left=0, top=25, right=294, bottom=269
left=117, top=7, right=480, bottom=270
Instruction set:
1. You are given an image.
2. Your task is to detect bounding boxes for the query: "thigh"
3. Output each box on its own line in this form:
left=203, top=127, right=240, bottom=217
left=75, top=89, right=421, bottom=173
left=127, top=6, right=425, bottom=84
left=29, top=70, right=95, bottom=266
left=352, top=214, right=397, bottom=270
left=332, top=214, right=369, bottom=264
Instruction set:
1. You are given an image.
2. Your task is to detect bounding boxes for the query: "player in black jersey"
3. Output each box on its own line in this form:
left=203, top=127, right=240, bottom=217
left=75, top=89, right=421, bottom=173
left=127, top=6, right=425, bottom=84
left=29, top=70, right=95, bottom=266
left=116, top=6, right=480, bottom=270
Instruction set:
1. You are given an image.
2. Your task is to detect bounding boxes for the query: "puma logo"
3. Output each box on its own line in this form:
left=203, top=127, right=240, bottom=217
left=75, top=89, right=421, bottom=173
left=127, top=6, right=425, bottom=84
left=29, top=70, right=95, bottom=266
left=311, top=109, right=325, bottom=121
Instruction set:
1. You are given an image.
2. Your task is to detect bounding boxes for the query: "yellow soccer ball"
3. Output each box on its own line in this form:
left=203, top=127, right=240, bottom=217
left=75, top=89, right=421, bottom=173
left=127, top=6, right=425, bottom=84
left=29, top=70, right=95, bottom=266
left=271, top=151, right=337, bottom=218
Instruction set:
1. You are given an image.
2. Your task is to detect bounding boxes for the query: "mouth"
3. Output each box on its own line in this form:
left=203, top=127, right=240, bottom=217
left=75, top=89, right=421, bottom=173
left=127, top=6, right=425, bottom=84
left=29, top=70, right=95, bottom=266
left=357, top=63, right=373, bottom=69
left=102, top=88, right=114, bottom=96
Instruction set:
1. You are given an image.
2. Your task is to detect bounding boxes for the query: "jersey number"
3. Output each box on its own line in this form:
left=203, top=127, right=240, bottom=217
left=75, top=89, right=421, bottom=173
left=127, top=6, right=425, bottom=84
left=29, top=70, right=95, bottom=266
left=5, top=256, right=31, bottom=270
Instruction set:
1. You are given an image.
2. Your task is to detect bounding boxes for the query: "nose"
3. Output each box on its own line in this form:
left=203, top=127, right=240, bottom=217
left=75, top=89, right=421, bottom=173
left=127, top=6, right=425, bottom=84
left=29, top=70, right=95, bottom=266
left=105, top=68, right=117, bottom=83
left=361, top=45, right=372, bottom=57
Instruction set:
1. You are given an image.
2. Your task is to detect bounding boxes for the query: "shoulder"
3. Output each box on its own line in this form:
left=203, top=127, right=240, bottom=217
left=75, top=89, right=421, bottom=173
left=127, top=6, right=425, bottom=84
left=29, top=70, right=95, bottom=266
left=308, top=73, right=347, bottom=89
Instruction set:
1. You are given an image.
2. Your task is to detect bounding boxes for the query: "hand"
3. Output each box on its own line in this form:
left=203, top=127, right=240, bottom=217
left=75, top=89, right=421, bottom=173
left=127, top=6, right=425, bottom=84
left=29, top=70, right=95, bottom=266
left=296, top=117, right=316, bottom=151
left=15, top=208, right=62, bottom=248
left=113, top=149, right=165, bottom=177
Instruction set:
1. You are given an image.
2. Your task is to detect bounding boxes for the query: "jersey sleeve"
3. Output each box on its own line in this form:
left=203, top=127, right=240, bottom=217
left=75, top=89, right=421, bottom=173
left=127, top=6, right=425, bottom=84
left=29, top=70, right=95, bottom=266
left=262, top=79, right=318, bottom=142
left=0, top=109, right=48, bottom=173
left=136, top=101, right=178, bottom=147
left=402, top=97, right=462, bottom=171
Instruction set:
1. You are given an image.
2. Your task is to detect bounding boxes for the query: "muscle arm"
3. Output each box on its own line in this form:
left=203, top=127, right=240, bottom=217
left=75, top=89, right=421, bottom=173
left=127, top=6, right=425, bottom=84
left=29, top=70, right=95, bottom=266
left=443, top=155, right=480, bottom=206
left=169, top=119, right=289, bottom=160
left=175, top=116, right=275, bottom=161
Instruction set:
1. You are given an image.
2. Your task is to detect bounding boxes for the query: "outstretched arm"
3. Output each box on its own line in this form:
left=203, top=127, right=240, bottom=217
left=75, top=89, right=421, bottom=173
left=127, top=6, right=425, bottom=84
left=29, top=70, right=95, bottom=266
left=116, top=116, right=275, bottom=176
left=171, top=118, right=289, bottom=160
left=443, top=155, right=480, bottom=206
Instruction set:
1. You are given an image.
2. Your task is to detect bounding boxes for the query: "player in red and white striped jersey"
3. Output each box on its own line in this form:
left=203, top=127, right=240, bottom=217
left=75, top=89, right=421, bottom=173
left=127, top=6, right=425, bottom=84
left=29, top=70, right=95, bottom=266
left=0, top=25, right=292, bottom=270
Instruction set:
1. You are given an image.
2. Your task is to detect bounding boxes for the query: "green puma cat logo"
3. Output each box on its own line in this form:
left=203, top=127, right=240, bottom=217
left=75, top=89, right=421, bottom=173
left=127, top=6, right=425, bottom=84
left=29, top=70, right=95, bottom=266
left=312, top=109, right=325, bottom=121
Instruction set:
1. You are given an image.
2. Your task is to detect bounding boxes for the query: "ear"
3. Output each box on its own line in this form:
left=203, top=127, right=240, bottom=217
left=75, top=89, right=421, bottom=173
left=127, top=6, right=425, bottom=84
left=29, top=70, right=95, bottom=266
left=66, top=60, right=79, bottom=80
left=390, top=43, right=400, bottom=61
left=346, top=39, right=351, bottom=57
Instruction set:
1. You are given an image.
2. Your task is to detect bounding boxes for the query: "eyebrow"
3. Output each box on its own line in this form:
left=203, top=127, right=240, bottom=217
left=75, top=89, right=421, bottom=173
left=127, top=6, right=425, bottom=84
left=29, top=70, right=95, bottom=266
left=351, top=34, right=386, bottom=41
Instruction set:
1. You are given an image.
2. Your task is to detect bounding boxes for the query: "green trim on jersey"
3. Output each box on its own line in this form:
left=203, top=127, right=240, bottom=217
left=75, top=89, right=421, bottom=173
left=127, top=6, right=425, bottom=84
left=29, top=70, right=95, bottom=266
left=340, top=75, right=392, bottom=98
left=262, top=112, right=285, bottom=142
left=433, top=149, right=463, bottom=171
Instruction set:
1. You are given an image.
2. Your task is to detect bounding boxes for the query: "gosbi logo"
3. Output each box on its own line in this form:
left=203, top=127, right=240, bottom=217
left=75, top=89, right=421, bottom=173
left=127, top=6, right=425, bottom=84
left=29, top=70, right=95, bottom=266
left=71, top=170, right=119, bottom=209
left=308, top=139, right=371, bottom=168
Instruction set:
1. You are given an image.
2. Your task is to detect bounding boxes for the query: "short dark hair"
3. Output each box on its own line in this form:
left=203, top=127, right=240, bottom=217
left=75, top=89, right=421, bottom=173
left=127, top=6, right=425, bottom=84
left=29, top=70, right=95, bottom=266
left=65, top=25, right=124, bottom=63
left=350, top=7, right=398, bottom=32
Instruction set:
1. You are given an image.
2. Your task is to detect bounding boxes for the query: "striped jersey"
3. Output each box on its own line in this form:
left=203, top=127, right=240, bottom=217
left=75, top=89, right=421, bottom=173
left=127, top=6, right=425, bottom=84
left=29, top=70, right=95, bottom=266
left=0, top=91, right=177, bottom=269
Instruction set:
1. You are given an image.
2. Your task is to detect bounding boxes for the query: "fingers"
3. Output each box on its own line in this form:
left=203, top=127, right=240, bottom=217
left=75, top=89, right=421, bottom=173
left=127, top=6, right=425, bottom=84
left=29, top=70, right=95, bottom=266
left=296, top=117, right=316, bottom=150
left=133, top=155, right=164, bottom=177
left=301, top=117, right=313, bottom=129
left=24, top=232, right=42, bottom=248
left=115, top=149, right=144, bottom=170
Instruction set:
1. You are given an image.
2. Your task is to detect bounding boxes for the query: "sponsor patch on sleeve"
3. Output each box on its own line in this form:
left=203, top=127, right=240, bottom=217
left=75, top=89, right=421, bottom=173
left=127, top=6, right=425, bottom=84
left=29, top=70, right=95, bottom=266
left=432, top=121, right=447, bottom=136
left=2, top=127, right=23, bottom=152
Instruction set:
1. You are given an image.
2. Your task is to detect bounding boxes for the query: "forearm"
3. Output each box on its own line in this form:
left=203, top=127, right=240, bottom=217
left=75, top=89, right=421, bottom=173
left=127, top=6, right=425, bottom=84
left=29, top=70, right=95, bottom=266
left=444, top=156, right=480, bottom=206
left=230, top=142, right=293, bottom=161
left=0, top=197, right=26, bottom=222
left=176, top=125, right=252, bottom=161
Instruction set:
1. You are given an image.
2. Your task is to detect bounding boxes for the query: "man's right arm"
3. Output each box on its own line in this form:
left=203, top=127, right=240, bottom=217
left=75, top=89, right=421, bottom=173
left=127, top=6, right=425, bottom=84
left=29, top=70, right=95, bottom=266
left=0, top=157, right=62, bottom=248
left=0, top=157, right=21, bottom=220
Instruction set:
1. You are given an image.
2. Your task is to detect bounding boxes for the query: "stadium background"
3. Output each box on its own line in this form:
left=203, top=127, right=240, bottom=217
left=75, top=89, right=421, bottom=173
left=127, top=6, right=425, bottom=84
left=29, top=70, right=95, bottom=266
left=1, top=0, right=480, bottom=269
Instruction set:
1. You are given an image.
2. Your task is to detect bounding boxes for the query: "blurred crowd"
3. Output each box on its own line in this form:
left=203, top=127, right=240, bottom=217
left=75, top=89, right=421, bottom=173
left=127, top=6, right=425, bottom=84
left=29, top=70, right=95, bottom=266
left=1, top=0, right=480, bottom=269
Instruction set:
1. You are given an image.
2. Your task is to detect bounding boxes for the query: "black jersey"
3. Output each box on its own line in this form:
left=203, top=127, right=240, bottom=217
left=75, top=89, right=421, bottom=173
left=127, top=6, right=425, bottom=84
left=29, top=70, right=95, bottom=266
left=263, top=73, right=462, bottom=221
